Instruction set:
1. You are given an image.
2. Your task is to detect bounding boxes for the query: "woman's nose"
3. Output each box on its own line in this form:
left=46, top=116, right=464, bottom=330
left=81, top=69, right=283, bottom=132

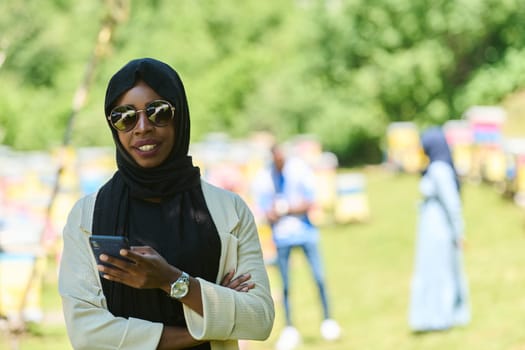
left=134, top=111, right=153, bottom=132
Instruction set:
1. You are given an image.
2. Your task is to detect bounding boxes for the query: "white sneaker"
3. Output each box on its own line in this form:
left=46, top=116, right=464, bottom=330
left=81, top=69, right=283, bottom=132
left=276, top=326, right=301, bottom=350
left=321, top=319, right=341, bottom=341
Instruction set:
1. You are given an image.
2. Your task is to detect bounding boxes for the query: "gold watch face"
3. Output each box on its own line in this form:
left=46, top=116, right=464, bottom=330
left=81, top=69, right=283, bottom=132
left=172, top=282, right=188, bottom=298
left=170, top=272, right=190, bottom=299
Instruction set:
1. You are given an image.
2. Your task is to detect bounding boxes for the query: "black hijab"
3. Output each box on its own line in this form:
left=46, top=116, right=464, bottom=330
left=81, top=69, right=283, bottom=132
left=421, top=127, right=461, bottom=192
left=92, top=58, right=220, bottom=343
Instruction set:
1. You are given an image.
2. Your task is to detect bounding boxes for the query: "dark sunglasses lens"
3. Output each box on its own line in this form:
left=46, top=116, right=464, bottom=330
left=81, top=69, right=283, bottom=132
left=146, top=101, right=173, bottom=125
left=110, top=106, right=137, bottom=131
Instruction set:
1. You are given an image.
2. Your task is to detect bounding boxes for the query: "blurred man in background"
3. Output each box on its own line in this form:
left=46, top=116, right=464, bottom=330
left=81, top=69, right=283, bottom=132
left=253, top=143, right=341, bottom=350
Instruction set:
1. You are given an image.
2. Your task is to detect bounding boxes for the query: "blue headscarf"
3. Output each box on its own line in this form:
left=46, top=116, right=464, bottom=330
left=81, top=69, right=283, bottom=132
left=421, top=127, right=461, bottom=191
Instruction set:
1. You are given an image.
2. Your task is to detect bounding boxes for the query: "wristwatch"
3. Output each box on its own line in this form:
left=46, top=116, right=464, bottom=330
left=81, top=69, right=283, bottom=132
left=169, top=271, right=190, bottom=299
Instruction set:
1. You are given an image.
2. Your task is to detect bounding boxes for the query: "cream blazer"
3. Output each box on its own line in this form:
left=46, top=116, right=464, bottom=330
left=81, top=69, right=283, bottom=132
left=58, top=180, right=274, bottom=350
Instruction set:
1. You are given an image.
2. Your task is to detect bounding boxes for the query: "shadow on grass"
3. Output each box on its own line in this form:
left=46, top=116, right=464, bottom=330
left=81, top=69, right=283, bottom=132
left=411, top=328, right=452, bottom=337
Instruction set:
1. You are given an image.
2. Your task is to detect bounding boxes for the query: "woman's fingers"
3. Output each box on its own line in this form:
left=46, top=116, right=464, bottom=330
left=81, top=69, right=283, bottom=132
left=99, top=253, right=134, bottom=269
left=129, top=245, right=155, bottom=255
left=233, top=273, right=251, bottom=285
left=220, top=269, right=235, bottom=286
left=239, top=281, right=256, bottom=292
left=221, top=272, right=255, bottom=291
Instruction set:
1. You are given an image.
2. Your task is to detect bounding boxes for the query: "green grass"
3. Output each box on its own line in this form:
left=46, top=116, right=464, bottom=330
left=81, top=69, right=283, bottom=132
left=249, top=167, right=525, bottom=350
left=2, top=166, right=525, bottom=349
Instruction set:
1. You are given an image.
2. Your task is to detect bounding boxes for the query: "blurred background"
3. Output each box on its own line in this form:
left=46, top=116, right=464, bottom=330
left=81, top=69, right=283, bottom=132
left=1, top=0, right=525, bottom=349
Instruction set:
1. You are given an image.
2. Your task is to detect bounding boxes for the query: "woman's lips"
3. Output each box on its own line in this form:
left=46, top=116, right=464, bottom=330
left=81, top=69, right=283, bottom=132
left=138, top=144, right=156, bottom=152
left=133, top=141, right=160, bottom=157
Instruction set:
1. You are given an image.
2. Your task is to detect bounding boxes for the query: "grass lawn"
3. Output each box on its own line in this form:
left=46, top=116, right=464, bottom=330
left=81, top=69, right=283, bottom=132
left=2, top=166, right=525, bottom=349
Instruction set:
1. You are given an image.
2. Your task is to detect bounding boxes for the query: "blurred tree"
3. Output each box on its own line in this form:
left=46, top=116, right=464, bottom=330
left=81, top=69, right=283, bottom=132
left=1, top=0, right=525, bottom=166
left=0, top=1, right=103, bottom=149
left=276, top=0, right=525, bottom=163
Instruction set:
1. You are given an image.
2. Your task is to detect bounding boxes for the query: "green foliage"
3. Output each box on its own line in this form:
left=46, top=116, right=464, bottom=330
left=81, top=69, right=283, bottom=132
left=1, top=0, right=525, bottom=164
left=0, top=0, right=101, bottom=149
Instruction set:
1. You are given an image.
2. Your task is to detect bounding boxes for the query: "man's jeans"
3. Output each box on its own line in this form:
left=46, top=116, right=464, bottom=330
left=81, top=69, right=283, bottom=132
left=276, top=241, right=331, bottom=326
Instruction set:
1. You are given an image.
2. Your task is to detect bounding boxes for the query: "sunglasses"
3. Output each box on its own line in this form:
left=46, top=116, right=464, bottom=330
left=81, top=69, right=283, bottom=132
left=108, top=100, right=175, bottom=132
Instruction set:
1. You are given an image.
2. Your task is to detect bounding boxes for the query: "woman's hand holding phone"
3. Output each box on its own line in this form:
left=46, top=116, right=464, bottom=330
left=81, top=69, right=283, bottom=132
left=97, top=246, right=177, bottom=291
left=85, top=228, right=254, bottom=294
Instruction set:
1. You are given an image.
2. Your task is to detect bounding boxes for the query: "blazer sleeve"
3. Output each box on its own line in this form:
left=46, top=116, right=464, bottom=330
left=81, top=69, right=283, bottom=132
left=183, top=188, right=275, bottom=341
left=58, top=196, right=163, bottom=350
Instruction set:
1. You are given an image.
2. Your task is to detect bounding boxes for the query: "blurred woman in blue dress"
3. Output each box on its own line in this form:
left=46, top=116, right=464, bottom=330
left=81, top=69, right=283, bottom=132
left=409, top=127, right=470, bottom=332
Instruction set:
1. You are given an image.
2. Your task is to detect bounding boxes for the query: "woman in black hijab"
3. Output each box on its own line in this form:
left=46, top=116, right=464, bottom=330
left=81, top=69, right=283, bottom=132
left=59, top=58, right=274, bottom=350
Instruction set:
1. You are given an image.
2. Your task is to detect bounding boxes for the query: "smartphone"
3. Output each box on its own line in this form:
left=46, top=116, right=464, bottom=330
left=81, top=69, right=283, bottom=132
left=89, top=235, right=131, bottom=273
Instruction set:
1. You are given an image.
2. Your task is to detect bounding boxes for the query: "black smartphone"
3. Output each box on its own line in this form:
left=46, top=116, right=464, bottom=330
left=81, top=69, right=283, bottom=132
left=89, top=235, right=131, bottom=272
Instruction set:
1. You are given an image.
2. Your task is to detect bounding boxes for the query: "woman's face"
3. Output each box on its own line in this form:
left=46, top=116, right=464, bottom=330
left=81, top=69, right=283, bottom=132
left=114, top=80, right=175, bottom=168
